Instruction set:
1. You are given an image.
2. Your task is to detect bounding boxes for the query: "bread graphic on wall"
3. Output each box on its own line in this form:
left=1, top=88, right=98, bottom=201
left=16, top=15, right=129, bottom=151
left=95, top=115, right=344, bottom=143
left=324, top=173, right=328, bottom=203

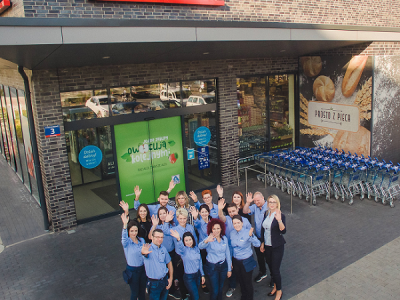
left=342, top=56, right=368, bottom=97
left=313, top=75, right=335, bottom=102
left=332, top=126, right=371, bottom=157
left=300, top=56, right=322, bottom=77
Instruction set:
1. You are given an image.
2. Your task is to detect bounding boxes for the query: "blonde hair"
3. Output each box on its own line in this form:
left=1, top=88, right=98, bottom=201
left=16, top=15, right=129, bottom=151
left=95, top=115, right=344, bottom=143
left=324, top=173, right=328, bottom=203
left=267, top=194, right=280, bottom=210
left=176, top=207, right=188, bottom=218
left=175, top=191, right=189, bottom=208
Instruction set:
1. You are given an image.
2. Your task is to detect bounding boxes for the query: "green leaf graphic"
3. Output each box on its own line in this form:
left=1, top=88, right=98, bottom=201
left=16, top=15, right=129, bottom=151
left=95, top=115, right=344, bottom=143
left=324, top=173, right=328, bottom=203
left=168, top=140, right=176, bottom=146
left=174, top=153, right=178, bottom=159
left=121, top=153, right=132, bottom=162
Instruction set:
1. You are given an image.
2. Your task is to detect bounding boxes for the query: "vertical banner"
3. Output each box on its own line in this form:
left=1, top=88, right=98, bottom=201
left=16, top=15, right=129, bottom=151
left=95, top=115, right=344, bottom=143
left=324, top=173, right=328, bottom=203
left=299, top=55, right=373, bottom=156
left=114, top=117, right=185, bottom=206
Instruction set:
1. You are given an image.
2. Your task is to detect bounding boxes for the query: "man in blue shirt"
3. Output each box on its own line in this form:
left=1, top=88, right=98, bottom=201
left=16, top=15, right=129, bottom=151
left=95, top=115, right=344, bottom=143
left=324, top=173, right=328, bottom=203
left=243, top=191, right=272, bottom=286
left=142, top=229, right=174, bottom=300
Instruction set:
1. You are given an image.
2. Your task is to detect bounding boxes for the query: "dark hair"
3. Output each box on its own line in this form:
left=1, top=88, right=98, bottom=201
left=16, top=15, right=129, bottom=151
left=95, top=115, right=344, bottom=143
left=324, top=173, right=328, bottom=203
left=159, top=191, right=169, bottom=197
left=232, top=215, right=243, bottom=223
left=152, top=228, right=164, bottom=237
left=199, top=204, right=212, bottom=221
left=201, top=189, right=212, bottom=197
left=127, top=220, right=143, bottom=238
left=232, top=191, right=245, bottom=209
left=136, top=204, right=151, bottom=223
left=207, top=218, right=226, bottom=237
left=227, top=202, right=238, bottom=210
left=182, top=232, right=196, bottom=248
left=158, top=206, right=174, bottom=226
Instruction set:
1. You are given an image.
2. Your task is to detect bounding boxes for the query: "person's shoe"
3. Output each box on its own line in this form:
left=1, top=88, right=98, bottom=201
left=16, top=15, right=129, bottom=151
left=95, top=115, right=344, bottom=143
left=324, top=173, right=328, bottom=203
left=268, top=290, right=276, bottom=296
left=202, top=285, right=209, bottom=294
left=269, top=278, right=274, bottom=288
left=226, top=288, right=235, bottom=297
left=181, top=296, right=189, bottom=300
left=168, top=290, right=181, bottom=299
left=254, top=272, right=267, bottom=283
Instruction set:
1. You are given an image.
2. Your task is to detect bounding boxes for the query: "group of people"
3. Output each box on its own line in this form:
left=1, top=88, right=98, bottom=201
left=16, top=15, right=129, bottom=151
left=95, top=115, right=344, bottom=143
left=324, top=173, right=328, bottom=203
left=119, top=181, right=286, bottom=300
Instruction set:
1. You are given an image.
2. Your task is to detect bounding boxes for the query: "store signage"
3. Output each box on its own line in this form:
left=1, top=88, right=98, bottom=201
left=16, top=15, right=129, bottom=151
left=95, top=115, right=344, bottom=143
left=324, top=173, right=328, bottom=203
left=187, top=148, right=195, bottom=160
left=78, top=145, right=103, bottom=169
left=198, top=146, right=209, bottom=170
left=308, top=102, right=360, bottom=133
left=96, top=0, right=224, bottom=6
left=44, top=125, right=61, bottom=138
left=0, top=0, right=10, bottom=14
left=194, top=126, right=211, bottom=146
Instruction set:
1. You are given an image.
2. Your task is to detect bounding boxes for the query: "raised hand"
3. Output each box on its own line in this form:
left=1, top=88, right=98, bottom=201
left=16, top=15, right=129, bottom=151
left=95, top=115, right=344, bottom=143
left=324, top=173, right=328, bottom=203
left=121, top=212, right=129, bottom=226
left=190, top=206, right=199, bottom=220
left=274, top=209, right=282, bottom=222
left=189, top=191, right=198, bottom=202
left=249, top=227, right=254, bottom=237
left=151, top=215, right=159, bottom=227
left=165, top=211, right=174, bottom=223
left=216, top=184, right=224, bottom=197
left=119, top=201, right=129, bottom=214
left=170, top=229, right=180, bottom=240
left=218, top=197, right=226, bottom=211
left=168, top=179, right=176, bottom=193
left=205, top=233, right=215, bottom=244
left=134, top=185, right=142, bottom=200
left=246, top=192, right=254, bottom=204
left=141, top=243, right=152, bottom=255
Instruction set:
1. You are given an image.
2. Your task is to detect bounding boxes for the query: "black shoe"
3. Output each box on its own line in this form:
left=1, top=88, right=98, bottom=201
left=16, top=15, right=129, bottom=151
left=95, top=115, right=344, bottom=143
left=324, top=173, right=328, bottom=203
left=168, top=290, right=181, bottom=299
left=254, top=272, right=267, bottom=283
left=267, top=290, right=276, bottom=297
left=202, top=285, right=209, bottom=294
left=269, top=278, right=274, bottom=288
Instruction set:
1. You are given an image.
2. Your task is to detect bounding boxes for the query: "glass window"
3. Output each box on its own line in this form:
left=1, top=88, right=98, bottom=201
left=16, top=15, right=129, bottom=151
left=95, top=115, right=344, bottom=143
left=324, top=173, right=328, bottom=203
left=61, top=90, right=95, bottom=122
left=7, top=88, right=23, bottom=180
left=184, top=111, right=219, bottom=191
left=182, top=80, right=216, bottom=107
left=0, top=85, right=10, bottom=162
left=18, top=90, right=40, bottom=203
left=237, top=77, right=268, bottom=158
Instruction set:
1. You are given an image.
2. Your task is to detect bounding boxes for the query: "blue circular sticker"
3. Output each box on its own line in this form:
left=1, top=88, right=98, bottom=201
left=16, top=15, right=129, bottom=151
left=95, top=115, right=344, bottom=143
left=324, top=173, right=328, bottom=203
left=79, top=145, right=103, bottom=169
left=194, top=126, right=211, bottom=146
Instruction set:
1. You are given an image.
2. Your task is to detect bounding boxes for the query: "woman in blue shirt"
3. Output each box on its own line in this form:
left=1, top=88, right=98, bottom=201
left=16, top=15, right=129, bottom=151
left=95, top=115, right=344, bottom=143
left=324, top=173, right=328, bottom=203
left=198, top=218, right=232, bottom=300
left=230, top=215, right=260, bottom=300
left=121, top=213, right=146, bottom=300
left=170, top=230, right=205, bottom=300
left=148, top=207, right=175, bottom=254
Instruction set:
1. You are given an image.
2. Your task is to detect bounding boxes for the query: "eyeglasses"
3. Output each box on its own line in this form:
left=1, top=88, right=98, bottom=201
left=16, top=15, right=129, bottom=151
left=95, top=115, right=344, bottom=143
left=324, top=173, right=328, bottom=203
left=268, top=201, right=277, bottom=204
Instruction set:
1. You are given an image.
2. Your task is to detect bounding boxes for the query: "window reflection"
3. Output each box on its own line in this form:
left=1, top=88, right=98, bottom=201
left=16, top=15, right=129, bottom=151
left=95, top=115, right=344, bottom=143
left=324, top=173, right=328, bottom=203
left=182, top=80, right=216, bottom=107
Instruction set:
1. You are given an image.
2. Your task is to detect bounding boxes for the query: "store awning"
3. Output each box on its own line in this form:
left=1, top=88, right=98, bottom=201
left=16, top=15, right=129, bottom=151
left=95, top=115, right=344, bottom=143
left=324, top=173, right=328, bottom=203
left=1, top=18, right=400, bottom=70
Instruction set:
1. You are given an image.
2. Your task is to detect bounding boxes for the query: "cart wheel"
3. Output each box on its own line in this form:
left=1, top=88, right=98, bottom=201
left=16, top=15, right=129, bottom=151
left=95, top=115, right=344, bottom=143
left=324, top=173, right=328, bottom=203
left=312, top=198, right=316, bottom=205
left=298, top=194, right=302, bottom=200
left=390, top=201, right=395, bottom=208
left=341, top=197, right=345, bottom=203
left=382, top=199, right=387, bottom=205
left=349, top=199, right=353, bottom=205
left=374, top=196, right=379, bottom=203
left=360, top=194, right=364, bottom=200
left=335, top=195, right=339, bottom=200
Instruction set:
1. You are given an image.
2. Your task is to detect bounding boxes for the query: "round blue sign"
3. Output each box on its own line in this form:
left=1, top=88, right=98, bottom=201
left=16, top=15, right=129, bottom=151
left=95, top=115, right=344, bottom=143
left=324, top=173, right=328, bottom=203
left=194, top=126, right=211, bottom=146
left=78, top=145, right=103, bottom=169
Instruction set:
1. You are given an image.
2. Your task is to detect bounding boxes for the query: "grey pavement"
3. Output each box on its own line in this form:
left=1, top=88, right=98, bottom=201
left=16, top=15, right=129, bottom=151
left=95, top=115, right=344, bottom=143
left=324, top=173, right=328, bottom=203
left=1, top=157, right=400, bottom=299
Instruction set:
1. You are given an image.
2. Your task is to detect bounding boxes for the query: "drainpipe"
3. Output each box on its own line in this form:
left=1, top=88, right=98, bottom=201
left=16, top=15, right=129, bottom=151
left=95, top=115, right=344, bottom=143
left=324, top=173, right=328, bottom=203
left=18, top=66, right=49, bottom=231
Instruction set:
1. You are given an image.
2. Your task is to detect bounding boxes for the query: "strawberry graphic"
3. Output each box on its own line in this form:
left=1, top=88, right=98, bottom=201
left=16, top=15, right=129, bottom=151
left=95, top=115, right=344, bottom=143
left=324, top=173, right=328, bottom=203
left=169, top=153, right=178, bottom=164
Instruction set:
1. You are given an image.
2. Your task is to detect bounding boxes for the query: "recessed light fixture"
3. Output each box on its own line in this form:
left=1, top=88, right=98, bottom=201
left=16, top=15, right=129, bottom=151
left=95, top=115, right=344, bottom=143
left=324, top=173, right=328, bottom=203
left=102, top=56, right=110, bottom=59
left=280, top=50, right=286, bottom=53
left=203, top=52, right=209, bottom=55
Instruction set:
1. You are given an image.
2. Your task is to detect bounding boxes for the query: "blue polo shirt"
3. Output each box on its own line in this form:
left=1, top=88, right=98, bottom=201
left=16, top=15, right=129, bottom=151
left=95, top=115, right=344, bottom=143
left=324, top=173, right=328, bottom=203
left=157, top=223, right=175, bottom=252
left=134, top=200, right=177, bottom=224
left=143, top=243, right=171, bottom=280
left=230, top=228, right=261, bottom=260
left=175, top=241, right=204, bottom=276
left=198, top=236, right=232, bottom=272
left=194, top=202, right=219, bottom=219
left=224, top=215, right=251, bottom=239
left=171, top=223, right=198, bottom=246
left=248, top=202, right=268, bottom=238
left=194, top=218, right=209, bottom=243
left=121, top=229, right=145, bottom=267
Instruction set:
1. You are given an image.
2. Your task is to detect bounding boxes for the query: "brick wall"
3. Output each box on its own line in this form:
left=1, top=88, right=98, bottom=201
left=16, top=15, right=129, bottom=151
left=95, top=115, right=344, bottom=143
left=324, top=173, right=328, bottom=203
left=20, top=0, right=399, bottom=28
left=30, top=69, right=77, bottom=231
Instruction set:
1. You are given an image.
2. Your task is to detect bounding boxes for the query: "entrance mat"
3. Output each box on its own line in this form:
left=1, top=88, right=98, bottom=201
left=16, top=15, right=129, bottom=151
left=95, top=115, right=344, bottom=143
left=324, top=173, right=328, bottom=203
left=91, top=184, right=119, bottom=210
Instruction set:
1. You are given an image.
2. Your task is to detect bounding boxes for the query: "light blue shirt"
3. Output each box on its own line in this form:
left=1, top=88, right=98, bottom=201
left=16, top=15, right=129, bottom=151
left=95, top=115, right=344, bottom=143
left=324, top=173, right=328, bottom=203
left=194, top=218, right=209, bottom=242
left=121, top=229, right=145, bottom=267
left=198, top=236, right=232, bottom=272
left=248, top=202, right=268, bottom=238
left=171, top=224, right=198, bottom=246
left=134, top=200, right=177, bottom=224
left=157, top=223, right=175, bottom=252
left=262, top=211, right=275, bottom=247
left=175, top=240, right=204, bottom=276
left=225, top=215, right=251, bottom=239
left=230, top=228, right=261, bottom=260
left=143, top=243, right=171, bottom=280
left=194, top=202, right=219, bottom=219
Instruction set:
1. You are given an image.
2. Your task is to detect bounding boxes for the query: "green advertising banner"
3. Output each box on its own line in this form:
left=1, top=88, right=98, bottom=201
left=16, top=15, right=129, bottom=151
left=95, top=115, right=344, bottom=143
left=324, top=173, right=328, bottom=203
left=114, top=116, right=186, bottom=206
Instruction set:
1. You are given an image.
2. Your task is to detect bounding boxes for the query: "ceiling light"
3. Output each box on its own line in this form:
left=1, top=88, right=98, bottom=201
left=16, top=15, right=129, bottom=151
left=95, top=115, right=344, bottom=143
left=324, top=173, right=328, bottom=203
left=102, top=56, right=110, bottom=59
left=203, top=52, right=209, bottom=55
left=280, top=50, right=286, bottom=53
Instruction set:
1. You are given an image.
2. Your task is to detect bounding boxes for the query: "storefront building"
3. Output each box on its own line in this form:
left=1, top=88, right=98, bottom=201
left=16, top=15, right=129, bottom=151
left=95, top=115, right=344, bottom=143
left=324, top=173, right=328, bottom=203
left=1, top=1, right=400, bottom=231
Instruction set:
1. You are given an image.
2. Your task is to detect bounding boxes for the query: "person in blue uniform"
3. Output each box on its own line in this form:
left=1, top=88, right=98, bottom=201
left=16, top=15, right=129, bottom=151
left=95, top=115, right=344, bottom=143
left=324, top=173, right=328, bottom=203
left=141, top=229, right=173, bottom=300
left=190, top=189, right=219, bottom=219
left=121, top=213, right=146, bottom=300
left=230, top=215, right=260, bottom=300
left=216, top=185, right=251, bottom=223
left=260, top=195, right=286, bottom=300
left=170, top=230, right=205, bottom=300
left=198, top=218, right=232, bottom=300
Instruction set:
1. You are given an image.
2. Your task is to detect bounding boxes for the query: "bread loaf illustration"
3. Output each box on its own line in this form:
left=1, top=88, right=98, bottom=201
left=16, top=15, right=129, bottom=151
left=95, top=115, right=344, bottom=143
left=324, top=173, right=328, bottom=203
left=342, top=56, right=368, bottom=97
left=313, top=75, right=335, bottom=102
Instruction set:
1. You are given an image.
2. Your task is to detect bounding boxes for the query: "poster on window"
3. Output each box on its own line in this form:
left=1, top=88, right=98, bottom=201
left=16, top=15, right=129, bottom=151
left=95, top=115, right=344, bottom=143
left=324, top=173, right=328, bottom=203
left=114, top=117, right=186, bottom=206
left=299, top=55, right=373, bottom=157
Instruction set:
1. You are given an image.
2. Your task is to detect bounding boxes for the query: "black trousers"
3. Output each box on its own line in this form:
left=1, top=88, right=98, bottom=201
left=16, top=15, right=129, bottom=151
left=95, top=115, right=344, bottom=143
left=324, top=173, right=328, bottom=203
left=171, top=251, right=188, bottom=297
left=264, top=245, right=284, bottom=290
left=232, top=257, right=254, bottom=300
left=254, top=245, right=267, bottom=274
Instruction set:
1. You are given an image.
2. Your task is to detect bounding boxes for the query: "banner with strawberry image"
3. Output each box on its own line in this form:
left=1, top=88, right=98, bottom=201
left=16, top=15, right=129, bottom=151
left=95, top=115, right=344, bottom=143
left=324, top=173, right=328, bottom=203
left=114, top=116, right=186, bottom=206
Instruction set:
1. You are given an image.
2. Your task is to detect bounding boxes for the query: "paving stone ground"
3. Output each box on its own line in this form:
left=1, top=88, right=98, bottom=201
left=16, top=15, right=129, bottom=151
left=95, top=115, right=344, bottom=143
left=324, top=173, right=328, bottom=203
left=1, top=158, right=400, bottom=299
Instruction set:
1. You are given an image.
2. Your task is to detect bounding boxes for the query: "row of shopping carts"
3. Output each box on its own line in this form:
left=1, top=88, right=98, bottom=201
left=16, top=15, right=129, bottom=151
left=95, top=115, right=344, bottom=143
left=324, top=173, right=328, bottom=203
left=254, top=147, right=400, bottom=207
